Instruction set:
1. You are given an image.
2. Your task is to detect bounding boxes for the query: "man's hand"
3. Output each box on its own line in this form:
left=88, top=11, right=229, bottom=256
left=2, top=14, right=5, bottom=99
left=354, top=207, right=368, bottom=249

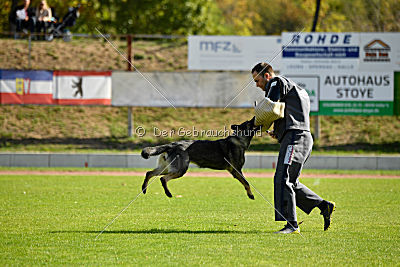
left=267, top=130, right=277, bottom=139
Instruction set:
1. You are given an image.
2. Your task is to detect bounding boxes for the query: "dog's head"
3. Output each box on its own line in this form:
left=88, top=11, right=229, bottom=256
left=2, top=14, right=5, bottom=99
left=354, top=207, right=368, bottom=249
left=230, top=117, right=261, bottom=138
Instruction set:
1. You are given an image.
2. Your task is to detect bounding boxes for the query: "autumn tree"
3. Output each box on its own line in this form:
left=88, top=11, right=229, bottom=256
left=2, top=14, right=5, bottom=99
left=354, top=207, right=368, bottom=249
left=2, top=0, right=399, bottom=34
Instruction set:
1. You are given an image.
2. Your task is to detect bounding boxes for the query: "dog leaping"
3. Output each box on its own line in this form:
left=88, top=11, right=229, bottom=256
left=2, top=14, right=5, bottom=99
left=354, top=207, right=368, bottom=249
left=141, top=117, right=261, bottom=200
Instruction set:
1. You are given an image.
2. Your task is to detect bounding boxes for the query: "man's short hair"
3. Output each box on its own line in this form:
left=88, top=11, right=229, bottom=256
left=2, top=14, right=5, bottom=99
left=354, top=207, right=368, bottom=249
left=251, top=62, right=274, bottom=76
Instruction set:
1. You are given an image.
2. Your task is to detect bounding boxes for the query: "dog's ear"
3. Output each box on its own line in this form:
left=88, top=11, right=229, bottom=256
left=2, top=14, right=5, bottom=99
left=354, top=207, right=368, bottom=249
left=231, top=124, right=239, bottom=130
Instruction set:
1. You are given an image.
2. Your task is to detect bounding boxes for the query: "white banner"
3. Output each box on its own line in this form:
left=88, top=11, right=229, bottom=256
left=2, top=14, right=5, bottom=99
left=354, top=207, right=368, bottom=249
left=319, top=72, right=393, bottom=101
left=282, top=32, right=400, bottom=73
left=53, top=71, right=111, bottom=105
left=112, top=72, right=265, bottom=107
left=281, top=32, right=360, bottom=73
left=359, top=33, right=400, bottom=71
left=1, top=80, right=52, bottom=94
left=285, top=75, right=320, bottom=112
left=188, top=35, right=282, bottom=71
left=0, top=70, right=53, bottom=104
left=281, top=32, right=399, bottom=115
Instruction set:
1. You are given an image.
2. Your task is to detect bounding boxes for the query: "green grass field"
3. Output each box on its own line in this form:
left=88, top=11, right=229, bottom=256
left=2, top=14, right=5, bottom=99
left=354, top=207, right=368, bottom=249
left=1, top=171, right=399, bottom=265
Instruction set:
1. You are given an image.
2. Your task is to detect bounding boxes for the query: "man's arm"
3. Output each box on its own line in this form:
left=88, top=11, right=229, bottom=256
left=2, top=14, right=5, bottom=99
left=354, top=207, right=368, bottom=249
left=266, top=78, right=281, bottom=102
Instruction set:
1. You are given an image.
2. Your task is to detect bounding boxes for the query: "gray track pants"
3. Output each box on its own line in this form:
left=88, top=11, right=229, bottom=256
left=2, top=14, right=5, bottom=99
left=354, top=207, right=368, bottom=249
left=274, top=130, right=323, bottom=222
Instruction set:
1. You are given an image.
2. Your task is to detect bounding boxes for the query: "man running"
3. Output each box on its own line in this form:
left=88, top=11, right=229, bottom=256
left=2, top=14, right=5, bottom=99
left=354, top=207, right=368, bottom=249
left=252, top=62, right=335, bottom=234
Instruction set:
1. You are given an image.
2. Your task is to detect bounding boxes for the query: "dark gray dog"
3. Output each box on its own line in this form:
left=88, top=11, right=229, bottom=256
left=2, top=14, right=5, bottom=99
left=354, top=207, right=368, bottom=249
left=141, top=117, right=260, bottom=199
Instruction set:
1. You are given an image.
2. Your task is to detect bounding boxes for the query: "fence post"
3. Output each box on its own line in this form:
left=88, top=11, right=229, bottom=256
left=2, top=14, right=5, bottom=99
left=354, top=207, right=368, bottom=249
left=127, top=34, right=132, bottom=71
left=127, top=34, right=133, bottom=137
left=312, top=0, right=321, bottom=140
left=128, top=106, right=133, bottom=137
left=28, top=33, right=32, bottom=69
left=314, top=116, right=320, bottom=139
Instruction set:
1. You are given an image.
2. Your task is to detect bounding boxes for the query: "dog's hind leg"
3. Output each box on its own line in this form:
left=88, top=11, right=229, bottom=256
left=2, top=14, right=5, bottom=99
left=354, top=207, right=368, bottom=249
left=160, top=150, right=189, bottom=198
left=142, top=152, right=172, bottom=194
left=229, top=169, right=255, bottom=200
left=160, top=172, right=185, bottom=198
left=160, top=174, right=174, bottom=198
left=142, top=167, right=167, bottom=194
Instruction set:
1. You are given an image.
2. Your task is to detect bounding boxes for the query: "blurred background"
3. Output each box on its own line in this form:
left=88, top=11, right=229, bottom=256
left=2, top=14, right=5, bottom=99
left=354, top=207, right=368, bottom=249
left=2, top=0, right=399, bottom=35
left=0, top=0, right=399, bottom=155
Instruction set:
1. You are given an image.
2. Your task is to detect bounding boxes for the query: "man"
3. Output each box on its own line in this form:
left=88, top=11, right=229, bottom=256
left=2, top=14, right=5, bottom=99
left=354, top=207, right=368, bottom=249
left=252, top=62, right=335, bottom=234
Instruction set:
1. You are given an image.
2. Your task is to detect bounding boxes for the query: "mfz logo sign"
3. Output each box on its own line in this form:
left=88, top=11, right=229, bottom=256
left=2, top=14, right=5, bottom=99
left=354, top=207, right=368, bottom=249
left=364, top=39, right=390, bottom=62
left=200, top=41, right=241, bottom=53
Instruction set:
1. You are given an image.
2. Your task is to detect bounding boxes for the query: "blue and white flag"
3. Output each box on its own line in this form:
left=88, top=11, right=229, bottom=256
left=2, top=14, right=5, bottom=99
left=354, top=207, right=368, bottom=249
left=0, top=70, right=53, bottom=104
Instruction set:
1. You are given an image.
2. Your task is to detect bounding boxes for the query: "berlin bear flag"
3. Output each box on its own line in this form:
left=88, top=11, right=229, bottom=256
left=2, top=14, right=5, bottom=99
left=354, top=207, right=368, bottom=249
left=53, top=71, right=111, bottom=105
left=0, top=70, right=53, bottom=104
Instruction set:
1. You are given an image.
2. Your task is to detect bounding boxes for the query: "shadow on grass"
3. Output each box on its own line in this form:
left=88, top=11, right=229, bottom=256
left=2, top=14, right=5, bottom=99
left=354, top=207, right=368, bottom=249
left=50, top=228, right=263, bottom=235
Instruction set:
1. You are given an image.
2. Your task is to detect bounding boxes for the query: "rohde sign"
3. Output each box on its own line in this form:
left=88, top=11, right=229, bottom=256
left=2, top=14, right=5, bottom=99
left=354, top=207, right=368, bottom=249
left=281, top=32, right=360, bottom=72
left=282, top=32, right=400, bottom=72
left=290, top=33, right=354, bottom=45
left=284, top=33, right=359, bottom=59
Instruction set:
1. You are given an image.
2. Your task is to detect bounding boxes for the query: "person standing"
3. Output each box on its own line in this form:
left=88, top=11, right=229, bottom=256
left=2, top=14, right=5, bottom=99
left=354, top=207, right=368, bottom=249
left=251, top=62, right=335, bottom=234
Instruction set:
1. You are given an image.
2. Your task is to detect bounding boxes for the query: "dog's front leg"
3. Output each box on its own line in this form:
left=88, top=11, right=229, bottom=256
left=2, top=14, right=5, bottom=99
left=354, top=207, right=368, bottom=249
left=229, top=169, right=255, bottom=200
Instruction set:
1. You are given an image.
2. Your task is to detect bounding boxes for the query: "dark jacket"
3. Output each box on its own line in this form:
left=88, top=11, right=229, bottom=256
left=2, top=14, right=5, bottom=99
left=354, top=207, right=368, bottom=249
left=9, top=5, right=36, bottom=23
left=265, top=76, right=311, bottom=142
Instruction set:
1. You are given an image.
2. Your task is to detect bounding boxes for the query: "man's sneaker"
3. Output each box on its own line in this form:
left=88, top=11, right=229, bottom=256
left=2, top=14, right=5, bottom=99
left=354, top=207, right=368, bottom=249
left=321, top=201, right=336, bottom=231
left=274, top=224, right=300, bottom=234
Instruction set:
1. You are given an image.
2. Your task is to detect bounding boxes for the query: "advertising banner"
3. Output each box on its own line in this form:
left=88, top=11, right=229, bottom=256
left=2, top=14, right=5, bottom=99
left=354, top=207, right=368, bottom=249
left=318, top=72, right=393, bottom=115
left=0, top=70, right=53, bottom=104
left=395, top=72, right=400, bottom=115
left=188, top=35, right=282, bottom=71
left=281, top=32, right=360, bottom=73
left=285, top=75, right=320, bottom=113
left=112, top=72, right=265, bottom=108
left=358, top=33, right=400, bottom=71
left=281, top=32, right=399, bottom=115
left=53, top=71, right=111, bottom=105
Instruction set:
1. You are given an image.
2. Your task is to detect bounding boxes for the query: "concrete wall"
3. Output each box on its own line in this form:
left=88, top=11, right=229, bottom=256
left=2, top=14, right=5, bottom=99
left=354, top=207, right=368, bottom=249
left=0, top=152, right=399, bottom=170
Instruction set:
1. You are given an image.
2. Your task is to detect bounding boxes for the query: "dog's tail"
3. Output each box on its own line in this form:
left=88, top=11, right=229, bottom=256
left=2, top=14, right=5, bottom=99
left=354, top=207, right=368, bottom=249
left=141, top=144, right=174, bottom=159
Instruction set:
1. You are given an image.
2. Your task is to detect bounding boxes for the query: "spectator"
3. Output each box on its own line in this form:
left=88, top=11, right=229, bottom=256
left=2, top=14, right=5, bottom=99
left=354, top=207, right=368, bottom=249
left=35, top=0, right=52, bottom=39
left=13, top=0, right=35, bottom=34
